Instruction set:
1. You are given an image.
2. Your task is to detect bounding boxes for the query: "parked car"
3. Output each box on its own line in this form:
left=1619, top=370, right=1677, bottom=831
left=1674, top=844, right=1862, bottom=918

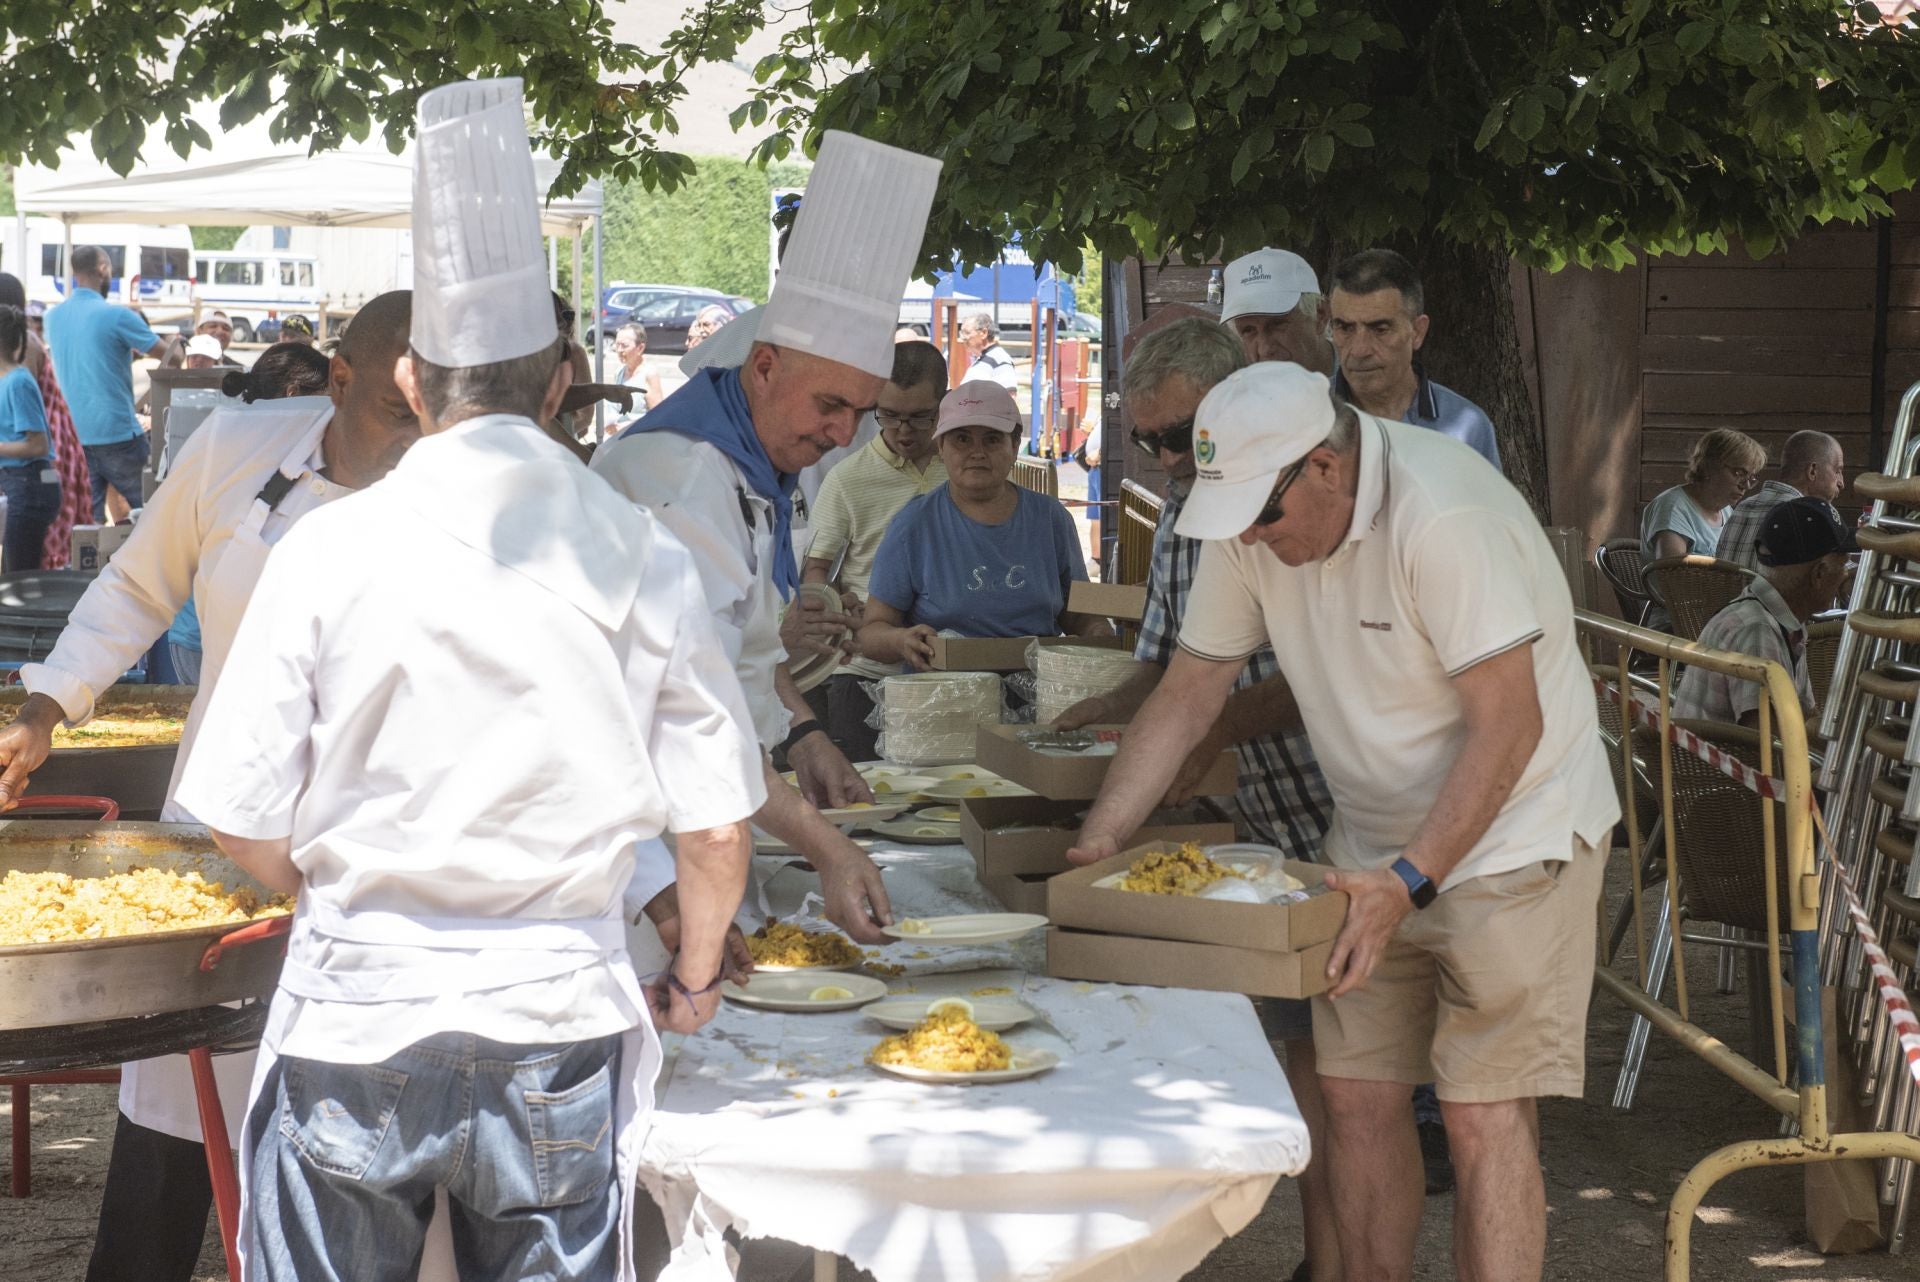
left=593, top=284, right=753, bottom=349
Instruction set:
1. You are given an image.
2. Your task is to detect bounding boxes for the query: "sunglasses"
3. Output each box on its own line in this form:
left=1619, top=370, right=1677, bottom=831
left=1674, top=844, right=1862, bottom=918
left=1131, top=416, right=1194, bottom=458
left=1251, top=460, right=1309, bottom=528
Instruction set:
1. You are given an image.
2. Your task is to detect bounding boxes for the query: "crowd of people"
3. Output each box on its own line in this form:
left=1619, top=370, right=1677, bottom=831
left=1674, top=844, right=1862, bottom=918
left=0, top=77, right=1776, bottom=1282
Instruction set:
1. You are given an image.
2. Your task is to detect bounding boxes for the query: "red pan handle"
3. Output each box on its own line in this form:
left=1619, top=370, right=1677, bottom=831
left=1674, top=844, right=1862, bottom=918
left=5, top=794, right=121, bottom=820
left=200, top=914, right=294, bottom=972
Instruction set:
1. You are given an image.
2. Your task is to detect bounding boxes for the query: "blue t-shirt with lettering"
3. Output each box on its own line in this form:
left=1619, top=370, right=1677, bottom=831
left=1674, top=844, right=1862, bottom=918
left=868, top=483, right=1087, bottom=637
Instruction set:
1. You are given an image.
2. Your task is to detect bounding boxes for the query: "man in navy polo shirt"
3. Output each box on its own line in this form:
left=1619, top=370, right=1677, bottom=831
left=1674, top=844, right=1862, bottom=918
left=44, top=245, right=178, bottom=521
left=1328, top=248, right=1501, bottom=471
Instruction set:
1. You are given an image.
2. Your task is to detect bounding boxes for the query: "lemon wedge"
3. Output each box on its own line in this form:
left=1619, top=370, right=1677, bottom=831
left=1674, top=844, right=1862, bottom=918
left=926, top=997, right=974, bottom=1019
left=809, top=985, right=855, bottom=1001
left=895, top=918, right=933, bottom=934
left=873, top=781, right=896, bottom=793
left=965, top=786, right=988, bottom=797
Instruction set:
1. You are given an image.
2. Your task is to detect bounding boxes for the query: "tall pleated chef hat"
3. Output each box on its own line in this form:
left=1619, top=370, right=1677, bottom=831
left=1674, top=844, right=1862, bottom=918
left=410, top=77, right=551, bottom=368
left=754, top=131, right=942, bottom=380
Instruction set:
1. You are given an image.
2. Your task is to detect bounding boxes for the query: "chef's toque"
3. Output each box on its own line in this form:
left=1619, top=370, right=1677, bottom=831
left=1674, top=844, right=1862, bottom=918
left=410, top=77, right=552, bottom=368
left=755, top=131, right=942, bottom=380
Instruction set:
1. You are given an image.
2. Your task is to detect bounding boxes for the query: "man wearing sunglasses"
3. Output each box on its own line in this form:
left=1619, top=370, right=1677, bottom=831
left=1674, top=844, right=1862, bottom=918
left=1068, top=361, right=1616, bottom=1282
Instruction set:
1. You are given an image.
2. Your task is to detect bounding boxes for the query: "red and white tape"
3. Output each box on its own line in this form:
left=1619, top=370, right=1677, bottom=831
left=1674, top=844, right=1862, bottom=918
left=1831, top=858, right=1920, bottom=1088
left=1591, top=674, right=1790, bottom=801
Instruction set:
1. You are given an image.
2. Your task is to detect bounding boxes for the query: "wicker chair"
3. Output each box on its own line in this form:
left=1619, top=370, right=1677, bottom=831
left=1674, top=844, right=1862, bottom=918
left=1116, top=479, right=1163, bottom=587
left=1805, top=619, right=1842, bottom=726
left=1013, top=456, right=1059, bottom=498
left=1642, top=555, right=1755, bottom=641
left=1597, top=537, right=1653, bottom=626
left=1591, top=670, right=1666, bottom=962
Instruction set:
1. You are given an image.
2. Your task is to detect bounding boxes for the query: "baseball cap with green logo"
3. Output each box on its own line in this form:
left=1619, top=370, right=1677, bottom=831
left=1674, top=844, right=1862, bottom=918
left=1173, top=363, right=1336, bottom=540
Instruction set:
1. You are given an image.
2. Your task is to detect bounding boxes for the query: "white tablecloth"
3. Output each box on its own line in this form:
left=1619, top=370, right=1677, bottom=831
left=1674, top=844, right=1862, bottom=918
left=640, top=844, right=1309, bottom=1282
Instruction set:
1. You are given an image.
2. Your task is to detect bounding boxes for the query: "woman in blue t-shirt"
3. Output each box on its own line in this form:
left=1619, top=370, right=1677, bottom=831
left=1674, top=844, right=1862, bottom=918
left=0, top=305, right=62, bottom=572
left=860, top=382, right=1109, bottom=669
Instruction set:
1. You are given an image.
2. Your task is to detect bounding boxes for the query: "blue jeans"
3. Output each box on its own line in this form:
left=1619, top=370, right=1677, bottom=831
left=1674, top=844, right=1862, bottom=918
left=84, top=435, right=148, bottom=523
left=246, top=1032, right=623, bottom=1282
left=0, top=464, right=59, bottom=572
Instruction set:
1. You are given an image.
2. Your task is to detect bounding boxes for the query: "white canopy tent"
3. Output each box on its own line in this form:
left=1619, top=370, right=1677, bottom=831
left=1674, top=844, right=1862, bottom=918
left=13, top=134, right=607, bottom=385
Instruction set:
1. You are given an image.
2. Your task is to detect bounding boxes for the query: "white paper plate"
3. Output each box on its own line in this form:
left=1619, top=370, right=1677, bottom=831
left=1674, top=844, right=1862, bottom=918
left=855, top=762, right=914, bottom=778
left=913, top=805, right=963, bottom=823
left=881, top=912, right=1048, bottom=945
left=723, top=971, right=888, bottom=1011
left=918, top=778, right=1034, bottom=801
left=816, top=801, right=910, bottom=824
left=864, top=774, right=940, bottom=798
left=915, top=764, right=1002, bottom=781
left=871, top=1049, right=1061, bottom=1084
left=865, top=817, right=966, bottom=844
left=864, top=997, right=1036, bottom=1032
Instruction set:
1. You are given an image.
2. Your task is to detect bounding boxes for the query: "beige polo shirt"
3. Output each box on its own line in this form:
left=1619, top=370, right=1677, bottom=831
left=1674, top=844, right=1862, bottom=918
left=806, top=436, right=947, bottom=679
left=1180, top=415, right=1618, bottom=889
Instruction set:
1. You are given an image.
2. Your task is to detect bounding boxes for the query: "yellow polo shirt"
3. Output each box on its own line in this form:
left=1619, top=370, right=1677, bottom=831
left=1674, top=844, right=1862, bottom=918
left=807, top=436, right=946, bottom=680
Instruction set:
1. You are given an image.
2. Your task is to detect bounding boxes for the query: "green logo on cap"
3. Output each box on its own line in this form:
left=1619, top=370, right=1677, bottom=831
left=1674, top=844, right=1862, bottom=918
left=1195, top=429, right=1215, bottom=466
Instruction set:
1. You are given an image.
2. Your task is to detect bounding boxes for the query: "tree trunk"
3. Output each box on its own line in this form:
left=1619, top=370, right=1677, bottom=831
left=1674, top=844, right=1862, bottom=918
left=1407, top=237, right=1550, bottom=522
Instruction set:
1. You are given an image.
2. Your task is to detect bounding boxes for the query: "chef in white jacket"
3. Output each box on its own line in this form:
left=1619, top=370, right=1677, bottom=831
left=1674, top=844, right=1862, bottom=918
left=593, top=132, right=941, bottom=943
left=173, top=76, right=761, bottom=1282
left=0, top=287, right=416, bottom=1282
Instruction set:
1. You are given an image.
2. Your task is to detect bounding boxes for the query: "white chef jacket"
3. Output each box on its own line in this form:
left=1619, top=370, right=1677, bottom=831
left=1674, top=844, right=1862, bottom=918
left=23, top=395, right=343, bottom=812
left=592, top=431, right=792, bottom=748
left=20, top=395, right=342, bottom=1142
left=174, top=414, right=766, bottom=1062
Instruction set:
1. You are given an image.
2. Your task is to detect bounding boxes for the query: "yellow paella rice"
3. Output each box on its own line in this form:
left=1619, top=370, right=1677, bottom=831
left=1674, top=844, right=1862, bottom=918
left=0, top=701, right=187, bottom=749
left=868, top=1007, right=1011, bottom=1073
left=1117, top=842, right=1242, bottom=896
left=0, top=866, right=292, bottom=945
left=744, top=921, right=865, bottom=968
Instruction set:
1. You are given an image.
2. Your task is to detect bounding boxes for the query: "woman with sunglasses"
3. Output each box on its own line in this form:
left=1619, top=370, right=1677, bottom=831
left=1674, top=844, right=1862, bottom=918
left=859, top=382, right=1109, bottom=672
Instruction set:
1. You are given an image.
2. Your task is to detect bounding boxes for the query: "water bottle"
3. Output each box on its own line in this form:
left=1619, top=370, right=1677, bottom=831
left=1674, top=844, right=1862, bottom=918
left=1206, top=268, right=1223, bottom=308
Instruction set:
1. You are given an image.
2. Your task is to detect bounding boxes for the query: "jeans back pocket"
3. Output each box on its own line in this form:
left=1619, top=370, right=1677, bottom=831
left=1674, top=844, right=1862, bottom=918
left=526, top=1061, right=615, bottom=1207
left=278, top=1060, right=410, bottom=1181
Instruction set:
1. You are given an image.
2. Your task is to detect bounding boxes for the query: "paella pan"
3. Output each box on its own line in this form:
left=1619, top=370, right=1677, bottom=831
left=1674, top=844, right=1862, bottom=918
left=0, top=684, right=195, bottom=819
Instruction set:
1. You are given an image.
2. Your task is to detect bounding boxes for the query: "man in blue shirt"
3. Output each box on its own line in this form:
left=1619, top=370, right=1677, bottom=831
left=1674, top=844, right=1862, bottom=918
left=1328, top=248, right=1502, bottom=471
left=44, top=245, right=178, bottom=521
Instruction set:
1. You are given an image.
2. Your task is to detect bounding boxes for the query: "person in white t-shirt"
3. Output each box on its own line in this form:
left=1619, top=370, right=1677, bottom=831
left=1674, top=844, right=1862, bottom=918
left=958, top=311, right=1019, bottom=392
left=1066, top=362, right=1617, bottom=1282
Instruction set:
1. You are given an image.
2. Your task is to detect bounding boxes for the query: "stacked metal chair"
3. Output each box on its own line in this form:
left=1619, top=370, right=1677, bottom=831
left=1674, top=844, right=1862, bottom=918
left=1811, top=382, right=1920, bottom=1253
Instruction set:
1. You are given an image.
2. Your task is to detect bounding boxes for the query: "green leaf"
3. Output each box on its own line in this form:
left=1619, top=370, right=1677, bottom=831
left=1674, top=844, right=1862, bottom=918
left=1132, top=111, right=1158, bottom=147
left=1510, top=93, right=1545, bottom=143
left=1675, top=21, right=1713, bottom=58
left=1162, top=102, right=1195, bottom=132
left=1720, top=25, right=1768, bottom=66
left=1473, top=103, right=1506, bottom=152
left=1303, top=132, right=1334, bottom=173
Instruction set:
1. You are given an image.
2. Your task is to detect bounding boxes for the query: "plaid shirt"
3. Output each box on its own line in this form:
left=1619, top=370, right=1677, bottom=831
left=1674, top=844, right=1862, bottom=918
left=1715, top=480, right=1802, bottom=572
left=1135, top=482, right=1333, bottom=858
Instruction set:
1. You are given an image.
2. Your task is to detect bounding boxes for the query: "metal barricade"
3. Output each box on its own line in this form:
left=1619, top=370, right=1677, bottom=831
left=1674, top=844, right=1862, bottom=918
left=1116, top=479, right=1162, bottom=587
left=1578, top=611, right=1920, bottom=1279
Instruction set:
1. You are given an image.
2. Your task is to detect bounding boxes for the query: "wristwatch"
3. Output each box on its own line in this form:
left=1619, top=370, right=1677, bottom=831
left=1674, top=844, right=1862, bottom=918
left=1389, top=857, right=1437, bottom=909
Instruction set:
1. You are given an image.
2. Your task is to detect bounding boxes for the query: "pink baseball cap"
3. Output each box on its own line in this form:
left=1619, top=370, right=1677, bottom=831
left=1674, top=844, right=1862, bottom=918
left=935, top=381, right=1020, bottom=438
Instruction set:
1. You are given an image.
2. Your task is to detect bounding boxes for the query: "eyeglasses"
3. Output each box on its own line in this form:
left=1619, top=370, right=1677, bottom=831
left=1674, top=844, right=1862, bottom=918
left=1131, top=416, right=1194, bottom=458
left=1251, top=460, right=1309, bottom=528
left=875, top=408, right=938, bottom=431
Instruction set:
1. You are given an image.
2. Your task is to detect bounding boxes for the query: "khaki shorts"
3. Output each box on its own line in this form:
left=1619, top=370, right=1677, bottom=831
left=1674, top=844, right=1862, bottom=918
left=1311, top=839, right=1607, bottom=1103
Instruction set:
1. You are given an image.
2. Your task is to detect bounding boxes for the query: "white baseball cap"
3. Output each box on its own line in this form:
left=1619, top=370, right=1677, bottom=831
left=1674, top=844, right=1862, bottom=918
left=185, top=333, right=224, bottom=361
left=1220, top=248, right=1321, bottom=324
left=1173, top=363, right=1336, bottom=540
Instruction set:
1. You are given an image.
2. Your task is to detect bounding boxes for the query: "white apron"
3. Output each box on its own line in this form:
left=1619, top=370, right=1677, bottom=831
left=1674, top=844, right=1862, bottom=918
left=238, top=897, right=661, bottom=1282
left=123, top=426, right=332, bottom=1146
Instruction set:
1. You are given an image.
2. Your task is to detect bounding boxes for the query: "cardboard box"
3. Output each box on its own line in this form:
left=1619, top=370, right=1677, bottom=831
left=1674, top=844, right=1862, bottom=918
left=978, top=871, right=1052, bottom=915
left=960, top=794, right=1235, bottom=877
left=1047, top=845, right=1347, bottom=954
left=1046, top=926, right=1336, bottom=999
left=70, top=523, right=133, bottom=571
left=1066, top=580, right=1148, bottom=623
left=928, top=633, right=1130, bottom=673
left=973, top=723, right=1238, bottom=800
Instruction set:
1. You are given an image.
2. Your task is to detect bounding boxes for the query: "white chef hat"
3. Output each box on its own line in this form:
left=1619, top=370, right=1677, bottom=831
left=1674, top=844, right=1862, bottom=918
left=755, top=131, right=942, bottom=380
left=410, top=77, right=552, bottom=368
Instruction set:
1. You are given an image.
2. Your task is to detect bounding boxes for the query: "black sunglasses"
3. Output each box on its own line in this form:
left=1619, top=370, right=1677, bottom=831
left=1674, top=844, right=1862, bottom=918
left=1251, top=459, right=1309, bottom=528
left=1131, top=416, right=1194, bottom=458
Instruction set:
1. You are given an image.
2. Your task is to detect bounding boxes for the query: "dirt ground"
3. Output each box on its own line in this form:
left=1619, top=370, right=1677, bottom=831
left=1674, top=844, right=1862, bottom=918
left=4, top=890, right=1914, bottom=1281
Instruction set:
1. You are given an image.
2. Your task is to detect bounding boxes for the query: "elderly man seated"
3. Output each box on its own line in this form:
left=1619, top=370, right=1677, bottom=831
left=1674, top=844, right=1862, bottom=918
left=858, top=382, right=1109, bottom=670
left=1675, top=497, right=1854, bottom=725
left=1716, top=429, right=1846, bottom=572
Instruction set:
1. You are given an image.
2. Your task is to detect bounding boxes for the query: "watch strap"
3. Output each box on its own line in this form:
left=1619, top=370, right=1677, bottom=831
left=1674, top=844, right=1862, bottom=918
left=1390, top=857, right=1437, bottom=909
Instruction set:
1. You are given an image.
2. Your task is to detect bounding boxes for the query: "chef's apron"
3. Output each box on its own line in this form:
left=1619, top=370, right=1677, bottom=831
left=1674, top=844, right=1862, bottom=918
left=121, top=427, right=331, bottom=1146
left=237, top=897, right=661, bottom=1282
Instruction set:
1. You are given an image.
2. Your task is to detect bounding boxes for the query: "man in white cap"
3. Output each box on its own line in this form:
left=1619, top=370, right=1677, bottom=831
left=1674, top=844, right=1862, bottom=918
left=1066, top=363, right=1615, bottom=1282
left=1218, top=246, right=1335, bottom=375
left=0, top=285, right=417, bottom=1282
left=174, top=77, right=763, bottom=1281
left=594, top=130, right=942, bottom=944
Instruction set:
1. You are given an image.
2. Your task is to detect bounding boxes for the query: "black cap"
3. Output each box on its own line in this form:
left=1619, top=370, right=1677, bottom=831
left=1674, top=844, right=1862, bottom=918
left=1757, top=497, right=1857, bottom=567
left=280, top=315, right=313, bottom=336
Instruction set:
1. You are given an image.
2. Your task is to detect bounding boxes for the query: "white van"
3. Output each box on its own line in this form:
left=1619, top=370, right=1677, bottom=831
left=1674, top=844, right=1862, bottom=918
left=2, top=218, right=196, bottom=314
left=191, top=249, right=323, bottom=342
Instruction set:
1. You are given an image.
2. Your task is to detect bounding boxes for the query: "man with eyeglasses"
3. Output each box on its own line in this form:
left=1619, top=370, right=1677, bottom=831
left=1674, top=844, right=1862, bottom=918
left=1069, top=362, right=1615, bottom=1282
left=800, top=341, right=949, bottom=759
